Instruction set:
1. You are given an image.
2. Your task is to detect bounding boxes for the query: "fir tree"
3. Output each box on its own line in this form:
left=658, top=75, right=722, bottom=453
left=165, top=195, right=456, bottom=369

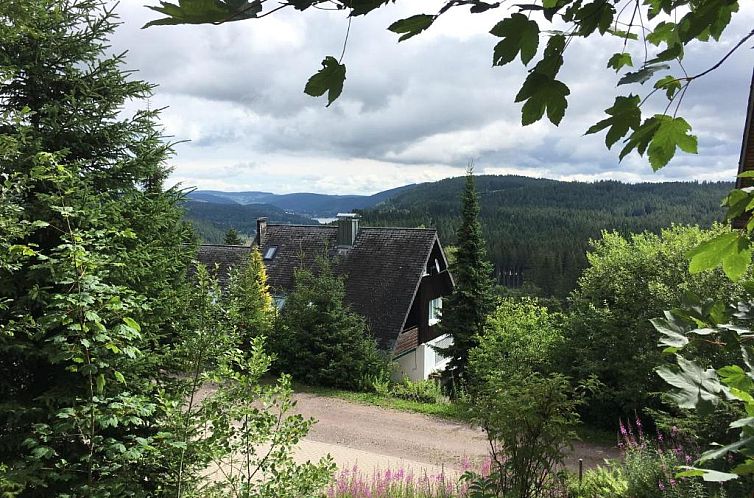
left=270, top=258, right=385, bottom=390
left=437, top=168, right=496, bottom=385
left=0, top=0, right=194, bottom=493
left=223, top=227, right=243, bottom=245
left=227, top=247, right=275, bottom=346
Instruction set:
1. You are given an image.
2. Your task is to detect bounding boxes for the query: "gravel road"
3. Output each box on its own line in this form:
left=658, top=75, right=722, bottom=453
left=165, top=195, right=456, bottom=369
left=291, top=392, right=620, bottom=474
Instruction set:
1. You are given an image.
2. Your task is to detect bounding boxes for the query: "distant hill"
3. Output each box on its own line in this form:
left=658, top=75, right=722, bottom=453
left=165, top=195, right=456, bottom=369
left=359, top=175, right=732, bottom=297
left=183, top=201, right=316, bottom=244
left=186, top=184, right=416, bottom=217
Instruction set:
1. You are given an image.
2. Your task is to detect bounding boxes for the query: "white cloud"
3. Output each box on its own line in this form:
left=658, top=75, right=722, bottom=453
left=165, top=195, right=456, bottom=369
left=110, top=0, right=754, bottom=194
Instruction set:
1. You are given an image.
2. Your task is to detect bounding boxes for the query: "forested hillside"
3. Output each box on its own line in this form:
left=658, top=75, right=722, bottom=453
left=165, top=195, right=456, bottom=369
left=187, top=184, right=416, bottom=216
left=360, top=175, right=732, bottom=297
left=184, top=200, right=316, bottom=243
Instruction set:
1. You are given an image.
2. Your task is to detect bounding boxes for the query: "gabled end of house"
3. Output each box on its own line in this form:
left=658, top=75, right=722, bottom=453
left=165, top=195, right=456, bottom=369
left=196, top=214, right=455, bottom=381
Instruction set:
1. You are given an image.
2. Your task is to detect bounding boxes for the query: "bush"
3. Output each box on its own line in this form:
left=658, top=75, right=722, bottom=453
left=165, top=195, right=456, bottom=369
left=567, top=464, right=628, bottom=498
left=390, top=377, right=447, bottom=404
left=561, top=225, right=743, bottom=425
left=466, top=297, right=594, bottom=498
left=271, top=258, right=387, bottom=390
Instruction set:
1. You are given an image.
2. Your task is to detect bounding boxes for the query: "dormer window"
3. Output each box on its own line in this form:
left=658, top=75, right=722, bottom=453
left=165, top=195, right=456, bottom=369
left=263, top=246, right=278, bottom=260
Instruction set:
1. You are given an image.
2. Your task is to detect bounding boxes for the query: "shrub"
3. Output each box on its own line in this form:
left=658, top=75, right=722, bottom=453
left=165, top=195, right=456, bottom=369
left=271, top=258, right=387, bottom=390
left=467, top=297, right=594, bottom=498
left=390, top=377, right=448, bottom=404
left=567, top=464, right=628, bottom=498
left=561, top=225, right=743, bottom=425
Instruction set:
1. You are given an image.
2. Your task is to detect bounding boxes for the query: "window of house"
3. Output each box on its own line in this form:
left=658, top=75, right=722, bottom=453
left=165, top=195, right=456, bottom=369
left=428, top=297, right=442, bottom=326
left=263, top=246, right=278, bottom=260
left=273, top=295, right=286, bottom=310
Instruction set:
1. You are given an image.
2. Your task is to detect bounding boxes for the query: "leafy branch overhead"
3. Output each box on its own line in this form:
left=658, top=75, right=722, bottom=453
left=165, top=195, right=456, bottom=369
left=144, top=0, right=749, bottom=173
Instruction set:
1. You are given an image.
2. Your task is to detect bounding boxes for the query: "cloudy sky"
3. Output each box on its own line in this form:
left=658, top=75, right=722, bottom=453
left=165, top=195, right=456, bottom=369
left=109, top=1, right=754, bottom=195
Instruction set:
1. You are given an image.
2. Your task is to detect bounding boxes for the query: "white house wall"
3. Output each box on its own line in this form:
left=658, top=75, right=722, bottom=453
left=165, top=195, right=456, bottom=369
left=393, top=334, right=453, bottom=381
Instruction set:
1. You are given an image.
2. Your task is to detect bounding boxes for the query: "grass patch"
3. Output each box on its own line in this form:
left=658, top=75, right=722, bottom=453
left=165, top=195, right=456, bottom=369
left=295, top=383, right=470, bottom=421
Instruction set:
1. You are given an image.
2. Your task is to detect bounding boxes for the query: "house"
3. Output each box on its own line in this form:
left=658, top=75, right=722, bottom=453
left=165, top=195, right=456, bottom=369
left=195, top=214, right=455, bottom=381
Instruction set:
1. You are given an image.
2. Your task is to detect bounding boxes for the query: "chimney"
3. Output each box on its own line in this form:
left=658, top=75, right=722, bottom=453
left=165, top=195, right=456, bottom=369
left=255, top=217, right=268, bottom=246
left=336, top=213, right=360, bottom=247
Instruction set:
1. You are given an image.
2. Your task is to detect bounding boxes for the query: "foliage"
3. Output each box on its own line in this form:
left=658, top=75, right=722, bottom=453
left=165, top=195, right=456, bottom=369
left=467, top=371, right=587, bottom=498
left=475, top=297, right=564, bottom=374
left=226, top=248, right=276, bottom=348
left=224, top=227, right=244, bottom=245
left=271, top=257, right=387, bottom=390
left=361, top=176, right=729, bottom=297
left=465, top=295, right=593, bottom=497
left=0, top=2, right=329, bottom=495
left=567, top=464, right=628, bottom=498
left=162, top=265, right=335, bottom=497
left=561, top=225, right=742, bottom=423
left=436, top=169, right=496, bottom=386
left=653, top=289, right=754, bottom=484
left=143, top=0, right=749, bottom=173
left=389, top=377, right=448, bottom=405
left=0, top=0, right=198, bottom=492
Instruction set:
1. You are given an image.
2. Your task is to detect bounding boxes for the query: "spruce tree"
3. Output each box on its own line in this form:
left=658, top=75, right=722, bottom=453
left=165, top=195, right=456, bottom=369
left=0, top=0, right=194, bottom=493
left=224, top=227, right=243, bottom=245
left=437, top=168, right=496, bottom=386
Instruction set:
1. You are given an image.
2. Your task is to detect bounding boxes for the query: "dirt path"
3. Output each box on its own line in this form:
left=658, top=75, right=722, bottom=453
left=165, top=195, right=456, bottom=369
left=291, top=393, right=620, bottom=474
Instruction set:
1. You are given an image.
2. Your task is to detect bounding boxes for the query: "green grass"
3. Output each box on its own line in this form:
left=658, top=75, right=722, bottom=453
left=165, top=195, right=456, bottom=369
left=294, top=383, right=470, bottom=421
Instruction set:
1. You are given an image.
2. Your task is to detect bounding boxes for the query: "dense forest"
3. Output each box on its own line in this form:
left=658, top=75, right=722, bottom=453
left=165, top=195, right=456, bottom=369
left=184, top=200, right=316, bottom=243
left=360, top=175, right=732, bottom=297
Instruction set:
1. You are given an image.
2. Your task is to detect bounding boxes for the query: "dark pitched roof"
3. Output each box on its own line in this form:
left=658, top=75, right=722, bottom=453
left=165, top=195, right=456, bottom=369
left=260, top=224, right=442, bottom=349
left=195, top=244, right=251, bottom=286
left=262, top=225, right=338, bottom=291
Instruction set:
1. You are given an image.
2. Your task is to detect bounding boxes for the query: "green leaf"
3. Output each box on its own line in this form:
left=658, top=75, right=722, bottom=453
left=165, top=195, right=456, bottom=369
left=719, top=365, right=754, bottom=391
left=96, top=373, right=105, bottom=394
left=542, top=0, right=558, bottom=7
left=657, top=355, right=725, bottom=410
left=123, top=317, right=141, bottom=333
left=490, top=13, right=540, bottom=65
left=618, top=64, right=670, bottom=86
left=699, top=437, right=754, bottom=464
left=304, top=56, right=347, bottom=107
left=388, top=14, right=435, bottom=42
left=143, top=0, right=262, bottom=28
left=114, top=371, right=126, bottom=384
left=652, top=317, right=689, bottom=349
left=585, top=95, right=641, bottom=148
left=607, top=52, right=632, bottom=72
left=677, top=467, right=739, bottom=482
left=348, top=0, right=393, bottom=16
left=647, top=21, right=678, bottom=46
left=654, top=75, right=682, bottom=99
left=575, top=1, right=615, bottom=35
left=647, top=115, right=697, bottom=170
left=688, top=232, right=751, bottom=281
left=515, top=73, right=570, bottom=125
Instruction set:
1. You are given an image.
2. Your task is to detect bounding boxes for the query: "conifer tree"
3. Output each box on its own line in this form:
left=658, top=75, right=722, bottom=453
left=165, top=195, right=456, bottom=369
left=0, top=0, right=194, bottom=493
left=224, top=227, right=243, bottom=245
left=437, top=168, right=496, bottom=385
left=227, top=247, right=275, bottom=346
